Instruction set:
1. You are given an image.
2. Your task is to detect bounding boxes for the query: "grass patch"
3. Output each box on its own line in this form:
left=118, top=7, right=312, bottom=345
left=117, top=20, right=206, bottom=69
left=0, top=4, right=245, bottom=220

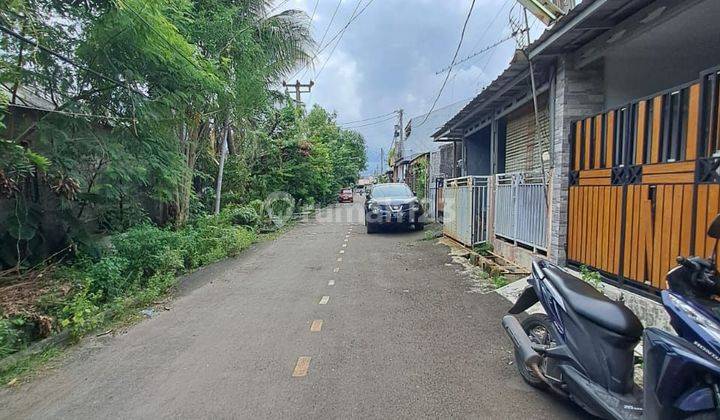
left=491, top=274, right=509, bottom=289
left=0, top=347, right=61, bottom=386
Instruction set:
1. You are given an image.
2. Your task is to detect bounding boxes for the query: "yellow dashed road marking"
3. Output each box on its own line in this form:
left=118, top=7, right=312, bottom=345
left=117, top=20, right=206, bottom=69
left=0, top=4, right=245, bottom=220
left=310, top=320, right=323, bottom=332
left=319, top=296, right=330, bottom=305
left=292, top=357, right=311, bottom=377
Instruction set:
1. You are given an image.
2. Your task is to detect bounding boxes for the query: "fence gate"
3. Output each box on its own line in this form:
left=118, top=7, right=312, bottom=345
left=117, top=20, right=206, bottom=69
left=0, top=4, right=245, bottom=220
left=494, top=172, right=548, bottom=251
left=567, top=68, right=720, bottom=294
left=442, top=176, right=489, bottom=246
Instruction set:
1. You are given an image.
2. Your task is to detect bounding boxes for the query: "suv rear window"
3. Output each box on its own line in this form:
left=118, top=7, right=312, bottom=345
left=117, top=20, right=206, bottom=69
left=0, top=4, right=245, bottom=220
left=371, top=184, right=412, bottom=198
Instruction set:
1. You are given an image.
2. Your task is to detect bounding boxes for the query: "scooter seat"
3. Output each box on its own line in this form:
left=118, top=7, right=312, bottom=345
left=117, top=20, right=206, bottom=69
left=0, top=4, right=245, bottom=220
left=543, top=266, right=643, bottom=338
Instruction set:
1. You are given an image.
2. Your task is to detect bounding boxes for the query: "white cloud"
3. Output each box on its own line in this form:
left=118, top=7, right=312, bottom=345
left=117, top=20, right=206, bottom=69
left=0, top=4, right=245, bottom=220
left=307, top=48, right=364, bottom=122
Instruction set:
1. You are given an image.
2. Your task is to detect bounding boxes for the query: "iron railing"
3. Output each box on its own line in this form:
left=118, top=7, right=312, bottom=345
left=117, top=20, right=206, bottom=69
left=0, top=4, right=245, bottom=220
left=442, top=176, right=489, bottom=246
left=494, top=172, right=548, bottom=251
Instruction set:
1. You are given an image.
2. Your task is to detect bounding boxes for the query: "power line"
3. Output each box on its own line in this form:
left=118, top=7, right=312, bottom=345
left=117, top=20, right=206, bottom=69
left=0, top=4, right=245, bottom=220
left=434, top=30, right=524, bottom=75
left=317, top=0, right=343, bottom=49
left=0, top=23, right=150, bottom=99
left=341, top=115, right=396, bottom=129
left=308, top=0, right=320, bottom=22
left=418, top=0, right=477, bottom=127
left=469, top=0, right=513, bottom=52
left=291, top=0, right=375, bottom=80
left=339, top=110, right=397, bottom=125
left=267, top=0, right=291, bottom=15
left=314, top=0, right=363, bottom=80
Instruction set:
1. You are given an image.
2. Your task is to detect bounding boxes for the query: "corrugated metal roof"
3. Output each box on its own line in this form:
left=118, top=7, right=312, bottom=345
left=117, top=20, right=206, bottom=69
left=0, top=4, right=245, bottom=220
left=1, top=83, right=56, bottom=111
left=432, top=0, right=656, bottom=140
left=401, top=99, right=469, bottom=161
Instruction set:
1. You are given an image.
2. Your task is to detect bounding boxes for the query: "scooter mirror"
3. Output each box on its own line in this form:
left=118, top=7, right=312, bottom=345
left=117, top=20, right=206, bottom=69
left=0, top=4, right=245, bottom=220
left=708, top=213, right=720, bottom=239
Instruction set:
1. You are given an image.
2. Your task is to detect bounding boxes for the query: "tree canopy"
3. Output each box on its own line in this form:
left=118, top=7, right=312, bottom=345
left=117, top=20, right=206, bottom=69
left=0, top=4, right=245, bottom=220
left=0, top=0, right=367, bottom=269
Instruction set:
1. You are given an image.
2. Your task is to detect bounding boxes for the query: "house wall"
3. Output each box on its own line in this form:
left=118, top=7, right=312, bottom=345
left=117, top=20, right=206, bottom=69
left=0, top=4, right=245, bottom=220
left=549, top=57, right=605, bottom=265
left=602, top=0, right=720, bottom=108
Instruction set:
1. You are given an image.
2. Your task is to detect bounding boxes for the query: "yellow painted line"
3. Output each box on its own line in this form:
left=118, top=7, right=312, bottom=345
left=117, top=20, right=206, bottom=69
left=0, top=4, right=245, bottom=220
left=333, top=267, right=340, bottom=273
left=292, top=356, right=311, bottom=377
left=319, top=296, right=330, bottom=305
left=310, top=320, right=323, bottom=332
left=328, top=279, right=335, bottom=286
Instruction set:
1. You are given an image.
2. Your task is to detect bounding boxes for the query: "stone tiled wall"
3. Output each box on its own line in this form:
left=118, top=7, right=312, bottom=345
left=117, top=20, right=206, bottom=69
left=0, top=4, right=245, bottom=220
left=549, top=56, right=605, bottom=265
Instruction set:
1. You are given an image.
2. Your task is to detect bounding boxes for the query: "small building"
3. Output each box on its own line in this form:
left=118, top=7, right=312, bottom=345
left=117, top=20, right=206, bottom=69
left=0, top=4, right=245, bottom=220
left=433, top=0, right=720, bottom=298
left=392, top=101, right=468, bottom=221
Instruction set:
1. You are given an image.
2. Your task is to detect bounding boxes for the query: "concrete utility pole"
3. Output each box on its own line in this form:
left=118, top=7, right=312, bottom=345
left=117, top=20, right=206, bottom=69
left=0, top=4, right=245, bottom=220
left=282, top=80, right=314, bottom=104
left=396, top=109, right=404, bottom=181
left=214, top=125, right=230, bottom=215
left=380, top=147, right=384, bottom=174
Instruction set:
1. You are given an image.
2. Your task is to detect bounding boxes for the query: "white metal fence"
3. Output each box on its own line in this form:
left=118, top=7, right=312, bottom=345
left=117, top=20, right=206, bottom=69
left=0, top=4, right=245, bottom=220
left=494, top=172, right=548, bottom=251
left=442, top=176, right=489, bottom=247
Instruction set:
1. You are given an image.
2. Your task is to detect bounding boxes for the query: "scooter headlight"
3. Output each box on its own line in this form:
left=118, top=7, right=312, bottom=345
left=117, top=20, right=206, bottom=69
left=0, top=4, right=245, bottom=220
left=668, top=293, right=720, bottom=344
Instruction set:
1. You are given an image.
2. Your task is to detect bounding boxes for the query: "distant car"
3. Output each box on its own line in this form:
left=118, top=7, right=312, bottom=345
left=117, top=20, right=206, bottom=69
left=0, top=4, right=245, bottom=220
left=338, top=188, right=353, bottom=203
left=365, top=183, right=424, bottom=234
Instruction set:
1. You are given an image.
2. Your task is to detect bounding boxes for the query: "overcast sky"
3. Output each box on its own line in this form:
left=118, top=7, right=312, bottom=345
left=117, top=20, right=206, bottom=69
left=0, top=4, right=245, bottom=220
left=279, top=0, right=544, bottom=176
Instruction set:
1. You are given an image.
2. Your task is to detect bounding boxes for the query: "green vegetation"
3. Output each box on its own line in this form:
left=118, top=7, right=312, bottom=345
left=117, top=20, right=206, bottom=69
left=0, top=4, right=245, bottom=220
left=580, top=265, right=603, bottom=290
left=409, top=158, right=428, bottom=200
left=0, top=0, right=367, bottom=363
left=491, top=274, right=509, bottom=289
left=472, top=242, right=494, bottom=256
left=0, top=347, right=60, bottom=386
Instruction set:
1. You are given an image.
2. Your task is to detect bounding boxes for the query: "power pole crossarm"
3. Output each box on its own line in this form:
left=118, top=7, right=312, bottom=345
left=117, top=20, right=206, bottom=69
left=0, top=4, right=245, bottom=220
left=282, top=80, right=314, bottom=105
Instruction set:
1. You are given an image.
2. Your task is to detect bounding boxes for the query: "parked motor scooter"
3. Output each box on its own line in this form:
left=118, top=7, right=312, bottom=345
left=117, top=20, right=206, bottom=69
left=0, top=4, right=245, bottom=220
left=502, top=214, right=720, bottom=419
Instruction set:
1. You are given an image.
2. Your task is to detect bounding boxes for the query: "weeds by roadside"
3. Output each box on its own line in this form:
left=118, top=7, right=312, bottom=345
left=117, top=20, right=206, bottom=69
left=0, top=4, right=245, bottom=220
left=0, top=204, right=264, bottom=381
left=0, top=347, right=60, bottom=386
left=580, top=265, right=603, bottom=290
left=491, top=274, right=509, bottom=289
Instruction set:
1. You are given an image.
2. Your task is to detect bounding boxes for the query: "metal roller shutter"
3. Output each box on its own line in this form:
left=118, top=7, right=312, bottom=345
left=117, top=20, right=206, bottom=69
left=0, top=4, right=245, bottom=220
left=505, top=106, right=550, bottom=173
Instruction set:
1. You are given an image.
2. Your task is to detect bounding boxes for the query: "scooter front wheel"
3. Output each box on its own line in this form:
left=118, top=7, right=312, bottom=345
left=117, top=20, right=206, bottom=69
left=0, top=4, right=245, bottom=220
left=514, top=313, right=555, bottom=390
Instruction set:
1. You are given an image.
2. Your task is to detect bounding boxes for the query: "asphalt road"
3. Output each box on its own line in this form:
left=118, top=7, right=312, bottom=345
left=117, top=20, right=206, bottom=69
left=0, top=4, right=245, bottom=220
left=0, top=198, right=582, bottom=419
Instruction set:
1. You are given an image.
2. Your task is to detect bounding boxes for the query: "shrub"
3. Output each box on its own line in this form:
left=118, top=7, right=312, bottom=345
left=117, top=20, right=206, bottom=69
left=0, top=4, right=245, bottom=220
left=220, top=205, right=259, bottom=227
left=249, top=199, right=264, bottom=218
left=0, top=317, right=26, bottom=358
left=85, top=256, right=132, bottom=301
left=112, top=224, right=185, bottom=279
left=182, top=217, right=256, bottom=268
left=59, top=289, right=103, bottom=337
